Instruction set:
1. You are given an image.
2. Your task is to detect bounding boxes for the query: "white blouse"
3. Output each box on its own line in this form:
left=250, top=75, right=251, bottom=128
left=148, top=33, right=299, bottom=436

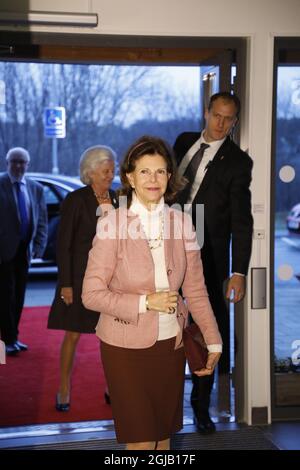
left=130, top=194, right=179, bottom=341
left=130, top=194, right=222, bottom=353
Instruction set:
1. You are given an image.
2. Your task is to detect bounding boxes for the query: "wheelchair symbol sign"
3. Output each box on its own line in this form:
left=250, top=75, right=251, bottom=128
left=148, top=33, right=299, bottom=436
left=44, top=107, right=66, bottom=138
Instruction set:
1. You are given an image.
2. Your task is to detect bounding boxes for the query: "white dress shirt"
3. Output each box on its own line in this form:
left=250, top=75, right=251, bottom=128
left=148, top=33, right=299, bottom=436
left=178, top=132, right=225, bottom=204
left=178, top=133, right=244, bottom=280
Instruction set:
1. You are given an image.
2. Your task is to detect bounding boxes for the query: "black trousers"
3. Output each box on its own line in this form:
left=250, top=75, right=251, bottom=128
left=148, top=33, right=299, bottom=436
left=0, top=242, right=29, bottom=344
left=191, top=275, right=230, bottom=417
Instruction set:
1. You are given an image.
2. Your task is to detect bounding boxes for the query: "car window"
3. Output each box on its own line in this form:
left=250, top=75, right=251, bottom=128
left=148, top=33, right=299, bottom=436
left=43, top=184, right=63, bottom=204
left=53, top=186, right=69, bottom=199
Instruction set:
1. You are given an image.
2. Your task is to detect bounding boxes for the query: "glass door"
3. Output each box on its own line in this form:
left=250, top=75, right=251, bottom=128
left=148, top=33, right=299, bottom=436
left=0, top=38, right=239, bottom=429
left=199, top=51, right=236, bottom=422
left=272, top=38, right=300, bottom=419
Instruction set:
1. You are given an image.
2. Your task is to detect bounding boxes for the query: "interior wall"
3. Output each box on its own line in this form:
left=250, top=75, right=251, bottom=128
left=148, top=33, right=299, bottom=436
left=1, top=0, right=299, bottom=36
left=1, top=0, right=300, bottom=423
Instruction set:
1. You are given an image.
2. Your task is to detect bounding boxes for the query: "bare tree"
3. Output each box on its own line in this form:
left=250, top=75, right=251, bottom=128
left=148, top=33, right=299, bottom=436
left=0, top=62, right=200, bottom=174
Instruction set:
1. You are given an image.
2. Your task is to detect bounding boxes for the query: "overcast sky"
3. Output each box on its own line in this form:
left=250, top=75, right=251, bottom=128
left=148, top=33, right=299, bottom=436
left=277, top=66, right=300, bottom=118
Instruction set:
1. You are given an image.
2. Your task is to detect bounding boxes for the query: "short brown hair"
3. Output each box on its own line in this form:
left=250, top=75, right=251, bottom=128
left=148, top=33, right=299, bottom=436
left=208, top=92, right=240, bottom=117
left=120, top=135, right=185, bottom=207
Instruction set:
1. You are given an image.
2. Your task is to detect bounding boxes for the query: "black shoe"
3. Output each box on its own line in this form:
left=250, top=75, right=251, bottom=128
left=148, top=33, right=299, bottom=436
left=194, top=414, right=216, bottom=435
left=5, top=343, right=20, bottom=355
left=15, top=340, right=28, bottom=351
left=55, top=393, right=70, bottom=412
left=104, top=391, right=111, bottom=405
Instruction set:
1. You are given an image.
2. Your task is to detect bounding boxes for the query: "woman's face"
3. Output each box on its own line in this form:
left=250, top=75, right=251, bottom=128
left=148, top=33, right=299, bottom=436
left=126, top=153, right=170, bottom=207
left=89, top=160, right=115, bottom=191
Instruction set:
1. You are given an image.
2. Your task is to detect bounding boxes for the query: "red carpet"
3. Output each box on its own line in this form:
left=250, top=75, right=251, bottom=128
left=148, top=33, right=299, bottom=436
left=0, top=307, right=112, bottom=427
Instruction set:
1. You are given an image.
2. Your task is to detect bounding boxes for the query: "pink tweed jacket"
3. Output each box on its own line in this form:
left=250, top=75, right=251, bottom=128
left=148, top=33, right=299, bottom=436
left=82, top=206, right=222, bottom=350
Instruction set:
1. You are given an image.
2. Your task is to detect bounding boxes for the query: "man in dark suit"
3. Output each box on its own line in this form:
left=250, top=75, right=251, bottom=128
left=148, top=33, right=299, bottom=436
left=174, top=92, right=253, bottom=434
left=0, top=147, right=47, bottom=355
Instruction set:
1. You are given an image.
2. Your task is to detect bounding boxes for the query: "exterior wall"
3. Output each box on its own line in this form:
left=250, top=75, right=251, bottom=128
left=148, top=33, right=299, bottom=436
left=1, top=0, right=300, bottom=423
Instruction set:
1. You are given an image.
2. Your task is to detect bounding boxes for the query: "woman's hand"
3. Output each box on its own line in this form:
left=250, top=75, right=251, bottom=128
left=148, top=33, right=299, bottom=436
left=60, top=287, right=73, bottom=306
left=146, top=291, right=178, bottom=314
left=194, top=352, right=222, bottom=377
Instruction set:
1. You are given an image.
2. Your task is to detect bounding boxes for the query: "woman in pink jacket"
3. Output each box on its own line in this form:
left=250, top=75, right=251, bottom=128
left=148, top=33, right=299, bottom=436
left=82, top=135, right=222, bottom=450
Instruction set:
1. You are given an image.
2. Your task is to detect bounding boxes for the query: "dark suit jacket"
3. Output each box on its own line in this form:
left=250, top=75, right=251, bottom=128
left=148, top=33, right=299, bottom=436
left=56, top=185, right=118, bottom=287
left=174, top=132, right=253, bottom=283
left=47, top=185, right=118, bottom=333
left=0, top=173, right=47, bottom=263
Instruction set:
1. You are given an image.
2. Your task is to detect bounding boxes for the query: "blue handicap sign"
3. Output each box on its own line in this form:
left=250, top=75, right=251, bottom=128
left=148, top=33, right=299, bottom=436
left=44, top=107, right=66, bottom=138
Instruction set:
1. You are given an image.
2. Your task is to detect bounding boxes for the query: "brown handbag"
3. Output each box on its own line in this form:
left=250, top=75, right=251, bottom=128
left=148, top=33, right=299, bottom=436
left=182, top=323, right=208, bottom=373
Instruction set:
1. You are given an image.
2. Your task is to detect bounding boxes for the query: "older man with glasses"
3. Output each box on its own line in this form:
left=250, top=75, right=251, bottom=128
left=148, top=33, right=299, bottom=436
left=0, top=147, right=47, bottom=355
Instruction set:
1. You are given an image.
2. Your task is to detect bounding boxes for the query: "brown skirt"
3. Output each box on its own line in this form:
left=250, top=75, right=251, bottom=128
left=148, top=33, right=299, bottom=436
left=101, top=337, right=186, bottom=444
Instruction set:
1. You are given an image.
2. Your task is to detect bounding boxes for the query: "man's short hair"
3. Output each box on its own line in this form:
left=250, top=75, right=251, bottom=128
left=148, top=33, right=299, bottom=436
left=208, top=92, right=240, bottom=117
left=6, top=147, right=30, bottom=162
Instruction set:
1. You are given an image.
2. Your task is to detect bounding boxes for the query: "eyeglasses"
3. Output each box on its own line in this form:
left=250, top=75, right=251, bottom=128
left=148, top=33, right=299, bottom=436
left=137, top=168, right=168, bottom=179
left=9, top=159, right=29, bottom=165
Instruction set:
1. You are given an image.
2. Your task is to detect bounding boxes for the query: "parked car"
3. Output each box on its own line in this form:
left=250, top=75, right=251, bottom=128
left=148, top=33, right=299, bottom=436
left=286, top=203, right=300, bottom=234
left=28, top=173, right=121, bottom=265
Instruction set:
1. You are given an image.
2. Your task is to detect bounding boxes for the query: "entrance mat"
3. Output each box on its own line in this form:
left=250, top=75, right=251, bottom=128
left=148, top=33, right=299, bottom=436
left=8, top=427, right=278, bottom=450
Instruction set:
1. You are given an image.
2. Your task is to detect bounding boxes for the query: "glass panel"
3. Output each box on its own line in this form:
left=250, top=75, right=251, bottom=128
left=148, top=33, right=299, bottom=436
left=274, top=66, right=300, bottom=407
left=0, top=62, right=201, bottom=176
left=0, top=60, right=203, bottom=427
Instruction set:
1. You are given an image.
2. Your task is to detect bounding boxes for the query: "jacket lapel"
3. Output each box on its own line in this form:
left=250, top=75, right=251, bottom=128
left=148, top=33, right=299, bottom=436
left=126, top=209, right=154, bottom=266
left=86, top=185, right=99, bottom=220
left=164, top=206, right=173, bottom=272
left=25, top=178, right=35, bottom=225
left=109, top=189, right=119, bottom=208
left=196, top=136, right=231, bottom=198
left=3, top=174, right=19, bottom=224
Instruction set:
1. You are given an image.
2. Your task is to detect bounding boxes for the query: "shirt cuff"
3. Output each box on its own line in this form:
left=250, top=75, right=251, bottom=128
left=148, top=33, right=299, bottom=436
left=232, top=272, right=245, bottom=277
left=207, top=344, right=222, bottom=353
left=139, top=295, right=147, bottom=314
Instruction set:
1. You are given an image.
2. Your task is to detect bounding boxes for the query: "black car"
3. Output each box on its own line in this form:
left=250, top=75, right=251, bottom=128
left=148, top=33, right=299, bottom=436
left=28, top=173, right=121, bottom=265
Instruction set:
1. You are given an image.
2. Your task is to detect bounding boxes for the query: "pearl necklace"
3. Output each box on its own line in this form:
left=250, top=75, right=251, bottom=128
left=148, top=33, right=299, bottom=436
left=146, top=212, right=164, bottom=250
left=93, top=189, right=110, bottom=204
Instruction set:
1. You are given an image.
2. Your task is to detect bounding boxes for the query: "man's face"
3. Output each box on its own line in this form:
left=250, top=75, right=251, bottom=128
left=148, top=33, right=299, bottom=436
left=7, top=151, right=29, bottom=180
left=204, top=98, right=238, bottom=143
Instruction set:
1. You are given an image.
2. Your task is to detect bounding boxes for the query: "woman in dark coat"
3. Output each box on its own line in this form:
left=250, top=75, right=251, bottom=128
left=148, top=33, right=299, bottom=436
left=47, top=145, right=118, bottom=411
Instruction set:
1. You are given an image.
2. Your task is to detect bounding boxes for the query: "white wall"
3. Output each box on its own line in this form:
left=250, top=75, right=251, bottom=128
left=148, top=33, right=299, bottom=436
left=1, top=0, right=300, bottom=36
left=1, top=0, right=300, bottom=423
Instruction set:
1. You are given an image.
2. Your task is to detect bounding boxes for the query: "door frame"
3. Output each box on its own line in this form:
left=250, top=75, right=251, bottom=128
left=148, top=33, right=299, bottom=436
left=0, top=31, right=245, bottom=64
left=0, top=30, right=247, bottom=427
left=271, top=37, right=300, bottom=420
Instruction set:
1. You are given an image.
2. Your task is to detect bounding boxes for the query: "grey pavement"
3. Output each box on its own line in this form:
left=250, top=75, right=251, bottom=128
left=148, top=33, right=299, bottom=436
left=274, top=235, right=300, bottom=359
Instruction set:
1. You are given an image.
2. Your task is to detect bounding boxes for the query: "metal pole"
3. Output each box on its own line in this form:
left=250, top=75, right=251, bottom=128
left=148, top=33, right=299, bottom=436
left=52, top=137, right=59, bottom=174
